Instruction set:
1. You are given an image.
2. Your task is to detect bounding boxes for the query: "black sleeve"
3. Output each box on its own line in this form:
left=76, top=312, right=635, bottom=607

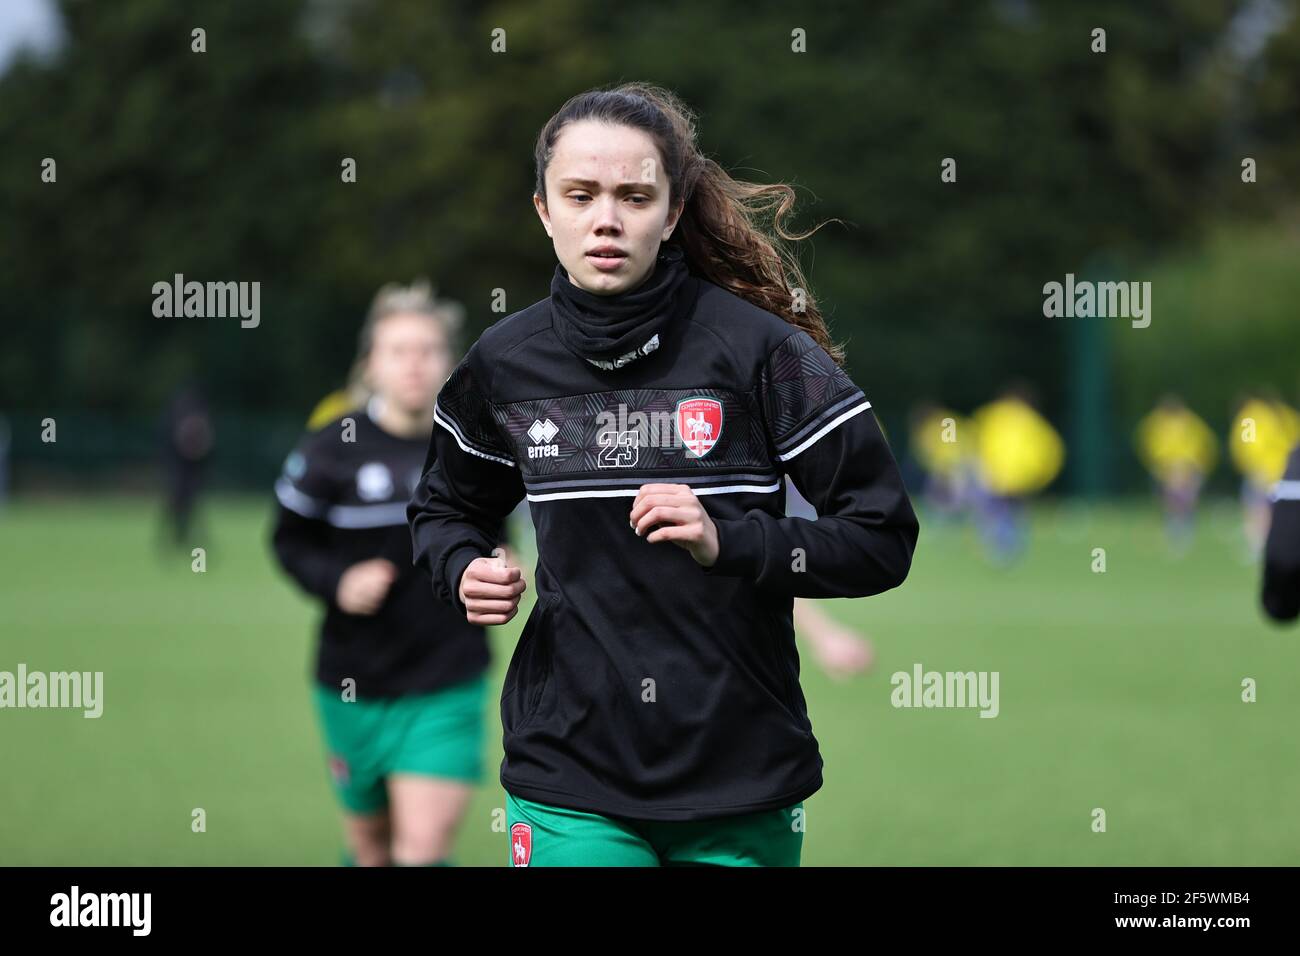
left=408, top=344, right=526, bottom=616
left=1262, top=445, right=1300, bottom=624
left=269, top=436, right=351, bottom=603
left=703, top=329, right=919, bottom=598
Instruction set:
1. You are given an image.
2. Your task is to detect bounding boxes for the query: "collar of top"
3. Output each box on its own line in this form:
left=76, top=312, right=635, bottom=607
left=550, top=243, right=691, bottom=370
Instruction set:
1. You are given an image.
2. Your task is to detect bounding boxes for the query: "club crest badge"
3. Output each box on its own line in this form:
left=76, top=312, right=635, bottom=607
left=676, top=397, right=723, bottom=458
left=511, top=822, right=533, bottom=867
left=356, top=462, right=394, bottom=501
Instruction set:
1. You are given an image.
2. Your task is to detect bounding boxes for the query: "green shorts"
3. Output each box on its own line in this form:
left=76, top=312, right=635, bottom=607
left=313, top=674, right=488, bottom=814
left=505, top=791, right=804, bottom=867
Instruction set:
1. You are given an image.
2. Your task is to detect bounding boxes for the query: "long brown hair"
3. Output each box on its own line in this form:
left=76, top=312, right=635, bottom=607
left=534, top=82, right=846, bottom=366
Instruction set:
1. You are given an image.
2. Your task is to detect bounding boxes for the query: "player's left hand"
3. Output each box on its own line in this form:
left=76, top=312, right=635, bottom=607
left=629, top=483, right=720, bottom=567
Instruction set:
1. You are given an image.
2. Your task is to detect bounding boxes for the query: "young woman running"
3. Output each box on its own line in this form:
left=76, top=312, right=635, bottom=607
left=272, top=282, right=501, bottom=866
left=409, top=83, right=919, bottom=866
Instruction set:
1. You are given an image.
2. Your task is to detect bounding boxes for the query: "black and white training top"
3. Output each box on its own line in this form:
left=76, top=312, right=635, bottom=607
left=409, top=274, right=920, bottom=821
left=271, top=398, right=491, bottom=698
left=1262, top=443, right=1300, bottom=623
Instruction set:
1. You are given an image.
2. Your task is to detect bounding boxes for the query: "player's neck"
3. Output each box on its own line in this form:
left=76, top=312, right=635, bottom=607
left=368, top=395, right=433, bottom=440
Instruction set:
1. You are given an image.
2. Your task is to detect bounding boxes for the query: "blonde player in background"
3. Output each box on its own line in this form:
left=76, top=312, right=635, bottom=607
left=272, top=282, right=515, bottom=866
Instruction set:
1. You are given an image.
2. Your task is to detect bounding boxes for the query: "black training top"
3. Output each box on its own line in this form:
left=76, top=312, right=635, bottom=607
left=1262, top=443, right=1300, bottom=623
left=409, top=274, right=919, bottom=821
left=271, top=401, right=491, bottom=698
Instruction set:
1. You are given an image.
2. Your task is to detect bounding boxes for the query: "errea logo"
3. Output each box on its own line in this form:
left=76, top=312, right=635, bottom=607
left=528, top=418, right=557, bottom=444
left=527, top=418, right=559, bottom=459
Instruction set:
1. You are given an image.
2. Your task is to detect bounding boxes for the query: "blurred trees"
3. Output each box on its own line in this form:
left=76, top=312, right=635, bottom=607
left=1, top=0, right=1297, bottom=487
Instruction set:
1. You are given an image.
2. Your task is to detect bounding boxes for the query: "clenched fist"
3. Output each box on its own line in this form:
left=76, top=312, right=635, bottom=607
left=458, top=552, right=528, bottom=625
left=336, top=558, right=398, bottom=615
left=629, top=483, right=720, bottom=567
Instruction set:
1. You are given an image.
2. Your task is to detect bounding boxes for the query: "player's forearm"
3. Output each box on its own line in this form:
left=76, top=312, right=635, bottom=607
left=708, top=510, right=916, bottom=598
left=1261, top=451, right=1300, bottom=623
left=408, top=467, right=510, bottom=614
left=408, top=510, right=498, bottom=614
left=270, top=510, right=351, bottom=602
left=1261, top=573, right=1300, bottom=622
left=1261, top=505, right=1300, bottom=623
left=703, top=413, right=918, bottom=598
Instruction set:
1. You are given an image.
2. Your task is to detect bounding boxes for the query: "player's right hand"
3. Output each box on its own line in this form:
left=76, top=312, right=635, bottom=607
left=459, top=554, right=527, bottom=625
left=336, top=558, right=398, bottom=615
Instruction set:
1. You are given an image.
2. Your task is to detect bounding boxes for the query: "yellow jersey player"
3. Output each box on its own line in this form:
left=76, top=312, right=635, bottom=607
left=1134, top=395, right=1217, bottom=554
left=1230, top=396, right=1300, bottom=557
left=969, top=388, right=1064, bottom=564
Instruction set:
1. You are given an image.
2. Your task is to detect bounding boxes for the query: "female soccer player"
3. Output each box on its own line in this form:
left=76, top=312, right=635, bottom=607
left=271, top=282, right=501, bottom=866
left=409, top=83, right=919, bottom=866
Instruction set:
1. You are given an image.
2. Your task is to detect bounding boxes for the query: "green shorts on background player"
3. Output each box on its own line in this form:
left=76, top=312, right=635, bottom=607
left=315, top=675, right=488, bottom=814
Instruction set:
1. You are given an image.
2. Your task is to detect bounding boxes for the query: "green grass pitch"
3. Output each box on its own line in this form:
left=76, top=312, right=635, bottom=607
left=0, top=495, right=1295, bottom=865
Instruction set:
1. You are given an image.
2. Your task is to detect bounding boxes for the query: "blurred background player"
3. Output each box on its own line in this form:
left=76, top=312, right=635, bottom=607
left=1133, top=394, right=1218, bottom=555
left=1230, top=393, right=1300, bottom=559
left=1261, top=440, right=1300, bottom=624
left=304, top=325, right=383, bottom=431
left=907, top=402, right=972, bottom=527
left=157, top=382, right=214, bottom=550
left=307, top=383, right=366, bottom=433
left=270, top=281, right=506, bottom=866
left=969, top=386, right=1065, bottom=565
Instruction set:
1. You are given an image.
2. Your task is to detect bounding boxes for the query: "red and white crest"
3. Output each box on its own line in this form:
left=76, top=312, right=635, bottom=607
left=677, top=397, right=723, bottom=458
left=511, top=822, right=533, bottom=867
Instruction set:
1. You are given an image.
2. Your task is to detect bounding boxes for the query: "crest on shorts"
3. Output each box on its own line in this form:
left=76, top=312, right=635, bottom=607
left=676, top=397, right=723, bottom=459
left=328, top=755, right=350, bottom=786
left=511, top=822, right=533, bottom=867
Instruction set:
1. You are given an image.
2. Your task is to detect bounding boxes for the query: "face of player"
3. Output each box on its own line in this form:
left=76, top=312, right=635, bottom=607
left=366, top=313, right=451, bottom=415
left=534, top=120, right=683, bottom=296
